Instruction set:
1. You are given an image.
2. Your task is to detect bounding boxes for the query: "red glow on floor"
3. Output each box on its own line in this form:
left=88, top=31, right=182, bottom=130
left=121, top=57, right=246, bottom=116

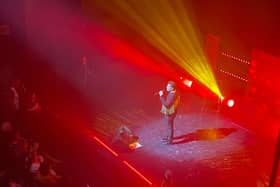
left=123, top=160, right=153, bottom=186
left=92, top=135, right=153, bottom=186
left=93, top=136, right=119, bottom=157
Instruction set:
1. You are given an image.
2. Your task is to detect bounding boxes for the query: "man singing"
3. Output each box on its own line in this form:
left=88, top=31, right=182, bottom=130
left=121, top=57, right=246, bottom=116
left=159, top=81, right=180, bottom=144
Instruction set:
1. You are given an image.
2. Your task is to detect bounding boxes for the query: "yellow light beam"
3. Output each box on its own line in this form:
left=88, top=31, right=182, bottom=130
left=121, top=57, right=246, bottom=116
left=84, top=0, right=222, bottom=96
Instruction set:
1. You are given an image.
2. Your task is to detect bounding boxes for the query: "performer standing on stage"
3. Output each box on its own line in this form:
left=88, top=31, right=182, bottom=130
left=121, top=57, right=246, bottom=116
left=159, top=81, right=180, bottom=144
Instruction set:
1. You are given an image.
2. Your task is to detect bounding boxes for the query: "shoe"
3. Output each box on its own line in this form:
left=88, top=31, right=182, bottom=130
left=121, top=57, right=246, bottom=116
left=164, top=141, right=172, bottom=145
left=162, top=139, right=172, bottom=145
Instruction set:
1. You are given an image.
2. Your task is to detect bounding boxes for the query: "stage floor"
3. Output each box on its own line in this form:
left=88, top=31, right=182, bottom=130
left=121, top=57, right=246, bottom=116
left=91, top=110, right=279, bottom=187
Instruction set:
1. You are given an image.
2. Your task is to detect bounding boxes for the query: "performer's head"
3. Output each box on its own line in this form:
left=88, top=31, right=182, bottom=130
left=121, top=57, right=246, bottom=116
left=166, top=81, right=176, bottom=92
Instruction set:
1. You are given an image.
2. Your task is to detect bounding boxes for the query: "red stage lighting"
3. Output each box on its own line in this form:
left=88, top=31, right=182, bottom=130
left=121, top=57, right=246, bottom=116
left=227, top=99, right=235, bottom=107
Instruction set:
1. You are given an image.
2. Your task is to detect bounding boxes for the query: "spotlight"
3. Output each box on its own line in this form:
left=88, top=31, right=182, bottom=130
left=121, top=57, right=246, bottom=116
left=227, top=99, right=235, bottom=107
left=218, top=95, right=224, bottom=104
left=183, top=79, right=193, bottom=88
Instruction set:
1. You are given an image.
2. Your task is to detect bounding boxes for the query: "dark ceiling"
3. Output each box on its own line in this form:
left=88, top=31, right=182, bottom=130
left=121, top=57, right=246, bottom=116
left=190, top=0, right=280, bottom=56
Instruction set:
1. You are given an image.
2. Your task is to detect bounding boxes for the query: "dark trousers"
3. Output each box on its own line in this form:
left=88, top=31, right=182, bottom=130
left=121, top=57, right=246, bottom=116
left=164, top=114, right=176, bottom=142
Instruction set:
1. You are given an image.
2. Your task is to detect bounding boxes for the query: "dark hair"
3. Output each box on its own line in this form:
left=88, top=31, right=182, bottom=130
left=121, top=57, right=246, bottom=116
left=167, top=81, right=176, bottom=88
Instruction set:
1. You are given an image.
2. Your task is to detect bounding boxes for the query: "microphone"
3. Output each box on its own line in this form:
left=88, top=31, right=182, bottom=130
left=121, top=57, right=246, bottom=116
left=153, top=90, right=164, bottom=96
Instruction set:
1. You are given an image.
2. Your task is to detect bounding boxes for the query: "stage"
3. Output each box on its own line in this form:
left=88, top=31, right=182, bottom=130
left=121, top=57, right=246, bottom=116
left=85, top=108, right=278, bottom=187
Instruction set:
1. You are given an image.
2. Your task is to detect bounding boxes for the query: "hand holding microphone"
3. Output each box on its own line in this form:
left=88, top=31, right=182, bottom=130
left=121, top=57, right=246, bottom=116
left=159, top=90, right=164, bottom=97
left=153, top=89, right=164, bottom=96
